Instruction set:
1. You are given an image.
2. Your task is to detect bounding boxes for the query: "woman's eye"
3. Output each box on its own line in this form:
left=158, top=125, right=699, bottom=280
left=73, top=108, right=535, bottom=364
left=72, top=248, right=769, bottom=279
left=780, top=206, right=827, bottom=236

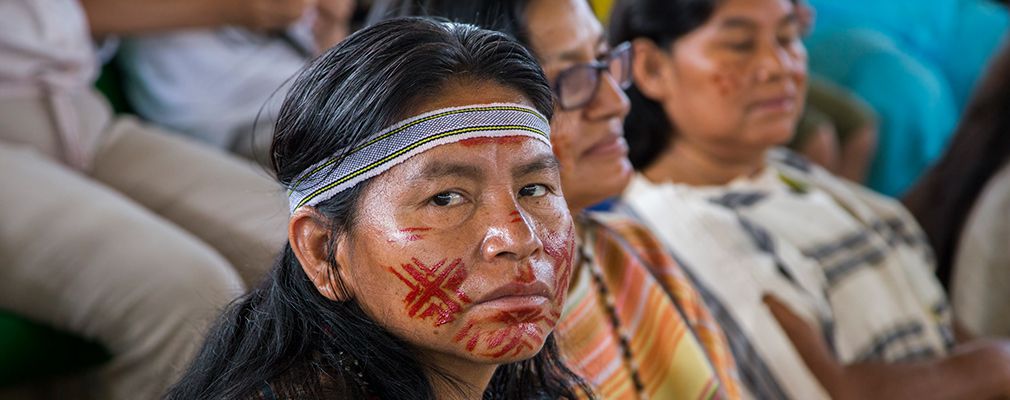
left=726, top=41, right=755, bottom=52
left=518, top=184, right=549, bottom=198
left=779, top=24, right=803, bottom=44
left=430, top=192, right=465, bottom=207
left=778, top=34, right=799, bottom=46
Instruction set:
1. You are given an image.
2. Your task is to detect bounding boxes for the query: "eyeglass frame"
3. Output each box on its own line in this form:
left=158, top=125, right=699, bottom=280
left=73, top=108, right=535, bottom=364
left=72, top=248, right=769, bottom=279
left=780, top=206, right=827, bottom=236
left=551, top=41, right=633, bottom=111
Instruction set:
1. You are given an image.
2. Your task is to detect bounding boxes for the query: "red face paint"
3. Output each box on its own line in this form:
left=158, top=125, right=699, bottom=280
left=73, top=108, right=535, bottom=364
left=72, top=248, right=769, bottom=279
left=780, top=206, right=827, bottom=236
left=543, top=223, right=576, bottom=303
left=459, top=136, right=527, bottom=147
left=453, top=307, right=556, bottom=358
left=712, top=72, right=740, bottom=98
left=515, top=263, right=536, bottom=284
left=386, top=227, right=432, bottom=243
left=508, top=211, right=537, bottom=284
left=393, top=227, right=432, bottom=242
left=389, top=257, right=472, bottom=327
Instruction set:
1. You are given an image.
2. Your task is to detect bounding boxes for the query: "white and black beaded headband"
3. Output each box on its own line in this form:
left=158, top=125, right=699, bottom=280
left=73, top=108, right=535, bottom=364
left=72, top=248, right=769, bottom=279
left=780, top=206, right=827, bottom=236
left=287, top=103, right=552, bottom=213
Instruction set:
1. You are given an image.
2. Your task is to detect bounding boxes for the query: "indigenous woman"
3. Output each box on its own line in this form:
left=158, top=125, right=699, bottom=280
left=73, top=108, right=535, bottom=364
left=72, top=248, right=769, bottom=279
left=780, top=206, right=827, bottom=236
left=373, top=1, right=743, bottom=398
left=166, top=18, right=590, bottom=399
left=612, top=0, right=1010, bottom=398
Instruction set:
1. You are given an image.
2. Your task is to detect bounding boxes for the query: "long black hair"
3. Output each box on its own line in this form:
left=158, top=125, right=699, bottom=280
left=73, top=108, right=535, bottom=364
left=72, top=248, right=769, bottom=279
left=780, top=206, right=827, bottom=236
left=608, top=0, right=721, bottom=170
left=165, top=17, right=588, bottom=400
left=903, top=43, right=1010, bottom=289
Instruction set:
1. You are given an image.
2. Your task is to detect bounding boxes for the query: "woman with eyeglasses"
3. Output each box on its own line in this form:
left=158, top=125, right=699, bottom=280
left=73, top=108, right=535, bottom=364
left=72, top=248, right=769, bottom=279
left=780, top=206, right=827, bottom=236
left=165, top=18, right=592, bottom=399
left=612, top=0, right=1010, bottom=398
left=372, top=1, right=743, bottom=398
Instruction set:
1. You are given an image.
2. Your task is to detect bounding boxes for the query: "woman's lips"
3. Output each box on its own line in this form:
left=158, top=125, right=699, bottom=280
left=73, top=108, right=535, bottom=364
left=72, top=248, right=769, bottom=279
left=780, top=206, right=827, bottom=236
left=475, top=281, right=552, bottom=308
left=582, top=133, right=629, bottom=159
left=749, top=95, right=797, bottom=113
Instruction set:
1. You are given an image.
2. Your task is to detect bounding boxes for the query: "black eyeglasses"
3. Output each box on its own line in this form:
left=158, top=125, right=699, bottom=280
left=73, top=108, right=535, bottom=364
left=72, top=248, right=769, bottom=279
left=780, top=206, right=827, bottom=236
left=552, top=41, right=633, bottom=110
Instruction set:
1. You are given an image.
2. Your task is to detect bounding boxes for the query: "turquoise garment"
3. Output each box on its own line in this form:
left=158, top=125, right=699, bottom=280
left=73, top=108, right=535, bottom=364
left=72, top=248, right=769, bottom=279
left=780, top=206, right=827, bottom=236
left=804, top=0, right=1008, bottom=196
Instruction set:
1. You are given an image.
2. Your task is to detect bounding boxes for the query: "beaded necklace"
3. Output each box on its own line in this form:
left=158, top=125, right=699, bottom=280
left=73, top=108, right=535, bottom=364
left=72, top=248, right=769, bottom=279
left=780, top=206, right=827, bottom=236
left=578, top=234, right=649, bottom=400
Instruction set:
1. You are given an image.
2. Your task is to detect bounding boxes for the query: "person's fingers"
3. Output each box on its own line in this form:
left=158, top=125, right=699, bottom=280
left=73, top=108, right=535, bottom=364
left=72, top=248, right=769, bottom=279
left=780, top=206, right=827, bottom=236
left=286, top=0, right=312, bottom=19
left=263, top=0, right=311, bottom=28
left=763, top=294, right=845, bottom=392
left=241, top=0, right=301, bottom=31
left=317, top=0, right=354, bottom=18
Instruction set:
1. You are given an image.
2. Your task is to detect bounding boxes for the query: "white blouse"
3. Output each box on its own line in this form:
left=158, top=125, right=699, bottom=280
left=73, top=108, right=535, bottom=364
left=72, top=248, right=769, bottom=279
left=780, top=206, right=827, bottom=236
left=621, top=148, right=952, bottom=400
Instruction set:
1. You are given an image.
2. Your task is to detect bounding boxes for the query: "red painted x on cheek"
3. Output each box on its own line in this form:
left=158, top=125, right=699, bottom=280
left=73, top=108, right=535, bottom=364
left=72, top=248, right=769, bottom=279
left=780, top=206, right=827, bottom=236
left=388, top=257, right=472, bottom=327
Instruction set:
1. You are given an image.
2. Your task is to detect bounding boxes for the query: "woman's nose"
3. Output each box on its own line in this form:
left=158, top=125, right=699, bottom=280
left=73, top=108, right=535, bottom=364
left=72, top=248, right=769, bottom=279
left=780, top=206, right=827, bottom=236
left=479, top=208, right=541, bottom=262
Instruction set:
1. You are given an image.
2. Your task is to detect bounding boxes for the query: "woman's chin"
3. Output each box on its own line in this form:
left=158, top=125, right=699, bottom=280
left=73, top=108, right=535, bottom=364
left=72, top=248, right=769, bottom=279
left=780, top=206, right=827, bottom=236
left=567, top=160, right=634, bottom=208
left=451, top=319, right=553, bottom=362
left=745, top=121, right=802, bottom=148
left=466, top=340, right=547, bottom=364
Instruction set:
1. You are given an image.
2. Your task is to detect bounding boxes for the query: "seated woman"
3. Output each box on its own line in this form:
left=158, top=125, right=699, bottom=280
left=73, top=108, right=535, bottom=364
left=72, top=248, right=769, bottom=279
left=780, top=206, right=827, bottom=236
left=905, top=43, right=1010, bottom=338
left=165, top=17, right=590, bottom=399
left=611, top=0, right=1010, bottom=398
left=371, top=1, right=742, bottom=398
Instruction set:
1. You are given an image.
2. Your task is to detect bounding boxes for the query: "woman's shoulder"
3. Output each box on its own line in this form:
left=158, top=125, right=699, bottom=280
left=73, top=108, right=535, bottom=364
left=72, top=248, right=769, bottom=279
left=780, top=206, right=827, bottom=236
left=768, top=148, right=909, bottom=214
left=588, top=210, right=705, bottom=255
left=621, top=175, right=750, bottom=228
left=587, top=210, right=708, bottom=279
left=587, top=211, right=653, bottom=242
left=587, top=211, right=671, bottom=258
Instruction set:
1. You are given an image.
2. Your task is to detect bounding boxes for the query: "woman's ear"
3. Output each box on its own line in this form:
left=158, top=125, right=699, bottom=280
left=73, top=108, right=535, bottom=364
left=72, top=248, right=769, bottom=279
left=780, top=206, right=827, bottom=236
left=631, top=38, right=672, bottom=101
left=289, top=207, right=354, bottom=301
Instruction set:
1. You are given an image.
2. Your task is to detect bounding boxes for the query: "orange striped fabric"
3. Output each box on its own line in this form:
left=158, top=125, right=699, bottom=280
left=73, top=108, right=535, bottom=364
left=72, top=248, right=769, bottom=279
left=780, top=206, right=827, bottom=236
left=555, top=213, right=742, bottom=399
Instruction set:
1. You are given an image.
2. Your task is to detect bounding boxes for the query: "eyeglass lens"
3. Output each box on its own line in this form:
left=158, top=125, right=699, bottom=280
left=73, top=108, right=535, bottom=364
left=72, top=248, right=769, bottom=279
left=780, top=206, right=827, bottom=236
left=556, top=43, right=632, bottom=110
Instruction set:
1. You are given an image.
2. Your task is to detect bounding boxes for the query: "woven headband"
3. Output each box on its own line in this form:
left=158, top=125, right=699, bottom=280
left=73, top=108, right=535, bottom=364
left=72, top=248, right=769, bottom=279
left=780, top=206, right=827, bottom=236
left=288, top=103, right=551, bottom=213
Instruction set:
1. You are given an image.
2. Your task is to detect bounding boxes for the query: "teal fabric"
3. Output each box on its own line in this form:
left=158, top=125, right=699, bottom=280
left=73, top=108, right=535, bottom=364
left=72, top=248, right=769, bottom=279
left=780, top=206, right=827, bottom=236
left=804, top=0, right=1008, bottom=196
left=806, top=29, right=959, bottom=196
left=941, top=1, right=1009, bottom=109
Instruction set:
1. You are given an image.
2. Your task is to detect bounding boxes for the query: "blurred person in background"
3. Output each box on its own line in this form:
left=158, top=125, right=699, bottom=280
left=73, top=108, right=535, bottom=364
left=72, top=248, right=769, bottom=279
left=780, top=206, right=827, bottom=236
left=91, top=0, right=356, bottom=167
left=0, top=0, right=293, bottom=398
left=905, top=42, right=1010, bottom=339
left=611, top=0, right=1010, bottom=397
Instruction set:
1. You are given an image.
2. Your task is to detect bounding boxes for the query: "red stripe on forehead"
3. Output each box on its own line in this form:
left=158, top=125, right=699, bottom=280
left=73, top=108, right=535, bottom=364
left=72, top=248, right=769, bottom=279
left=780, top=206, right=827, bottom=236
left=459, top=136, right=531, bottom=147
